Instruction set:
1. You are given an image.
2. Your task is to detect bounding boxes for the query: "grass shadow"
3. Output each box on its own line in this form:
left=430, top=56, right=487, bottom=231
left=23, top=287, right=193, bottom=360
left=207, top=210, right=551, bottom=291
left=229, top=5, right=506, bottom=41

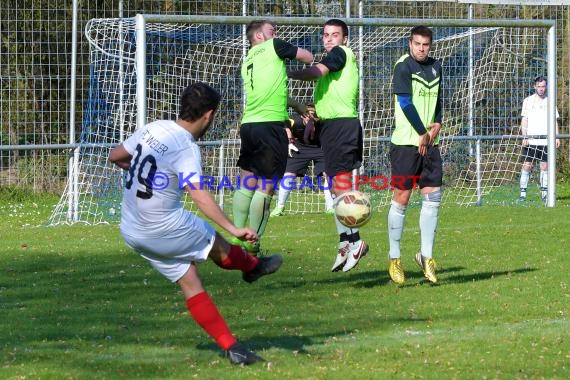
left=443, top=267, right=538, bottom=284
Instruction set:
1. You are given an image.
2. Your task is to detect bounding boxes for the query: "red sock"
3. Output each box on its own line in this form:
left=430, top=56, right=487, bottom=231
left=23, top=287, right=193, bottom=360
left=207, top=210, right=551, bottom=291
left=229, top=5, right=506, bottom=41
left=219, top=245, right=258, bottom=272
left=186, top=291, right=237, bottom=350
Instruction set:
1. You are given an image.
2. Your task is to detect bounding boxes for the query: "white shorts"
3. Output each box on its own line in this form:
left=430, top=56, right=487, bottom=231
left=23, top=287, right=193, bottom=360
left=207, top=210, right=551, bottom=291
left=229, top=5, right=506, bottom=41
left=121, top=212, right=216, bottom=283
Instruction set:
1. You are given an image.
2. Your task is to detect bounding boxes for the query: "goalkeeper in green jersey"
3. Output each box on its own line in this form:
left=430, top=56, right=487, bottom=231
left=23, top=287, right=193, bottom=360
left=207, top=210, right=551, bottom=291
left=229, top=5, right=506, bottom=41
left=288, top=19, right=368, bottom=273
left=232, top=20, right=313, bottom=254
left=388, top=25, right=443, bottom=285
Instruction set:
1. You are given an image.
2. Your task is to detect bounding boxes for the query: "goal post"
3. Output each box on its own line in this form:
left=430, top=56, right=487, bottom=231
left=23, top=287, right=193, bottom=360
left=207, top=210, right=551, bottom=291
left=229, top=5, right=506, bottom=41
left=49, top=15, right=557, bottom=225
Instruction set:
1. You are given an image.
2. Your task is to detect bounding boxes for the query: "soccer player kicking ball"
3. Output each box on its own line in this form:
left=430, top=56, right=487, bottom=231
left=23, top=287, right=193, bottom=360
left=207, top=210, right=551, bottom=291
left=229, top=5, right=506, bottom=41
left=108, top=82, right=282, bottom=365
left=288, top=19, right=368, bottom=272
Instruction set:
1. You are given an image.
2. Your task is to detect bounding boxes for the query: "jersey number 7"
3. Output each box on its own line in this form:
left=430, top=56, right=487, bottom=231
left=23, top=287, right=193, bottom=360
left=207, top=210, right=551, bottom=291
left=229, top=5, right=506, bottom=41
left=246, top=63, right=254, bottom=91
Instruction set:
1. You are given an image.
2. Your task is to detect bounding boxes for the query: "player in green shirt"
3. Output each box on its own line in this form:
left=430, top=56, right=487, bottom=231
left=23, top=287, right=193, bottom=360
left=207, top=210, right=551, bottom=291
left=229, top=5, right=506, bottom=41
left=388, top=25, right=443, bottom=285
left=233, top=20, right=313, bottom=254
left=288, top=19, right=368, bottom=273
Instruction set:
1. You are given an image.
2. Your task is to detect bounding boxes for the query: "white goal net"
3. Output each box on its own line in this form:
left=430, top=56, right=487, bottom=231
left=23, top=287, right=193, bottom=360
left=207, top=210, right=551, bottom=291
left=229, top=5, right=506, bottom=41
left=49, top=17, right=552, bottom=225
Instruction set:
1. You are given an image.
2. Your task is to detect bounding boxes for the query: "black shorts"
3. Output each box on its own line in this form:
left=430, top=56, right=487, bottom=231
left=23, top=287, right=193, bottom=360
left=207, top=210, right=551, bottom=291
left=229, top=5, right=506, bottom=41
left=237, top=121, right=288, bottom=177
left=286, top=143, right=326, bottom=177
left=521, top=145, right=547, bottom=163
left=319, top=118, right=363, bottom=177
left=390, top=144, right=443, bottom=190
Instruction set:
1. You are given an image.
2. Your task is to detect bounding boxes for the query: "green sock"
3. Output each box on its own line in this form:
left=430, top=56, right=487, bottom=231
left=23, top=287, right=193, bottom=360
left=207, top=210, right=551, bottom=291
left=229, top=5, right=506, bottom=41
left=249, top=191, right=273, bottom=236
left=232, top=189, right=254, bottom=228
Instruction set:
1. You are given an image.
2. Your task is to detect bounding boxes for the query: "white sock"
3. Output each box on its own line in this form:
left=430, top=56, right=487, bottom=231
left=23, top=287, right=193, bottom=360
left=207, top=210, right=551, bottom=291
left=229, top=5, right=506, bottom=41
left=420, top=200, right=440, bottom=258
left=520, top=170, right=530, bottom=191
left=540, top=170, right=548, bottom=191
left=388, top=201, right=407, bottom=259
left=324, top=188, right=334, bottom=210
left=276, top=176, right=295, bottom=208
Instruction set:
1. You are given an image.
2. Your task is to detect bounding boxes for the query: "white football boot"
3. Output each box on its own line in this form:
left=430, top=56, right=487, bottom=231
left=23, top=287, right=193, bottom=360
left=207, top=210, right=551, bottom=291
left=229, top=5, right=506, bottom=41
left=331, top=241, right=350, bottom=272
left=342, top=240, right=369, bottom=272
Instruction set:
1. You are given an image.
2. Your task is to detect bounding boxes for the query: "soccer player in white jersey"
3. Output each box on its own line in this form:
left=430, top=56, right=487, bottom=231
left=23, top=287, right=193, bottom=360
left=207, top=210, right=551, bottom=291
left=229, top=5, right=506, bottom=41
left=519, top=76, right=560, bottom=202
left=108, top=82, right=282, bottom=365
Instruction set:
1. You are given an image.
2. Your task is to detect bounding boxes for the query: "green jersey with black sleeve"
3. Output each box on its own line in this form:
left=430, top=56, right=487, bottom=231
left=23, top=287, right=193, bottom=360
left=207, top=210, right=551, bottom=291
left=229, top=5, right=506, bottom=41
left=392, top=54, right=442, bottom=146
left=241, top=38, right=298, bottom=123
left=314, top=45, right=359, bottom=120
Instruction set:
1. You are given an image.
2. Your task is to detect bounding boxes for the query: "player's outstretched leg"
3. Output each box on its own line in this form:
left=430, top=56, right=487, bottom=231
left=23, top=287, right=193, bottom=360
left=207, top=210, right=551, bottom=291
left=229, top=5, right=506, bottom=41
left=226, top=342, right=265, bottom=365
left=211, top=239, right=281, bottom=283
left=243, top=254, right=283, bottom=283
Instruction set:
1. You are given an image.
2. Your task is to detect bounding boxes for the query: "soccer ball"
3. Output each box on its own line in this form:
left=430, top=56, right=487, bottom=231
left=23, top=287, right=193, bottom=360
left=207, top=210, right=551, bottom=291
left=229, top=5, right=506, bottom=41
left=334, top=190, right=372, bottom=228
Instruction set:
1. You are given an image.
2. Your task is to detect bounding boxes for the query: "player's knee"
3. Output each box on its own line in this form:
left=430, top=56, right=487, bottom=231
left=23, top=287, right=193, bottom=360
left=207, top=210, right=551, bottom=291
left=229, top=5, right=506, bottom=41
left=393, top=190, right=411, bottom=206
left=422, top=188, right=442, bottom=203
left=177, top=266, right=204, bottom=296
left=208, top=233, right=228, bottom=265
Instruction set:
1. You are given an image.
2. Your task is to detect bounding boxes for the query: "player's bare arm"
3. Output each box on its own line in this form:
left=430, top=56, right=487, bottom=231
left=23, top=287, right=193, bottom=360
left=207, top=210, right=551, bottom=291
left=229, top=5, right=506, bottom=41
left=108, top=144, right=132, bottom=170
left=186, top=185, right=258, bottom=243
left=427, top=122, right=442, bottom=145
left=521, top=116, right=529, bottom=146
left=288, top=63, right=329, bottom=81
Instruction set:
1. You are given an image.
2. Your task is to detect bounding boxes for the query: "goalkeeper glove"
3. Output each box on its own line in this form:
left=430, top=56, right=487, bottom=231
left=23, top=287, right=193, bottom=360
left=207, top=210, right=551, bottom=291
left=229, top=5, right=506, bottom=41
left=288, top=143, right=299, bottom=157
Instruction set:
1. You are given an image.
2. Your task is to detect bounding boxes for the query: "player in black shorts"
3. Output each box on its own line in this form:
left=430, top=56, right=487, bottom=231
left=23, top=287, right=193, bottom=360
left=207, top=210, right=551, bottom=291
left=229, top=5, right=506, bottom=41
left=288, top=19, right=368, bottom=273
left=388, top=25, right=443, bottom=285
left=518, top=76, right=560, bottom=202
left=232, top=20, right=313, bottom=254
left=270, top=105, right=334, bottom=217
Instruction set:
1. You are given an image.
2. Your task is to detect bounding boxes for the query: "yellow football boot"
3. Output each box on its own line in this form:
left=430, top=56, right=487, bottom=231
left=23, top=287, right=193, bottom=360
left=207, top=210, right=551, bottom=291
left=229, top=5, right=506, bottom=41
left=388, top=258, right=405, bottom=285
left=415, top=252, right=437, bottom=284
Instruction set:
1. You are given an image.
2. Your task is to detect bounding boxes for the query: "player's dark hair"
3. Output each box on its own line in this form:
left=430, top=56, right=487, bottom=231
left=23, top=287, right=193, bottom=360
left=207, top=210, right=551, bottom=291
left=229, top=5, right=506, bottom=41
left=246, top=20, right=275, bottom=44
left=179, top=82, right=221, bottom=122
left=534, top=75, right=547, bottom=84
left=324, top=19, right=348, bottom=38
left=410, top=25, right=433, bottom=43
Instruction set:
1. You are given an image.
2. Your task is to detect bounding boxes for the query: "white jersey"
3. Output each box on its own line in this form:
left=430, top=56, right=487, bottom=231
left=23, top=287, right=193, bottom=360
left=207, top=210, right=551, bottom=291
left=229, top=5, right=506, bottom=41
left=521, top=94, right=559, bottom=146
left=120, top=120, right=203, bottom=238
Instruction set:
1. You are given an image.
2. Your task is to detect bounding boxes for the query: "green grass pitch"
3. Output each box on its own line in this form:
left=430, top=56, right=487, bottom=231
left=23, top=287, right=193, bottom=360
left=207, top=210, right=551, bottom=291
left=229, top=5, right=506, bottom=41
left=1, top=190, right=569, bottom=379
